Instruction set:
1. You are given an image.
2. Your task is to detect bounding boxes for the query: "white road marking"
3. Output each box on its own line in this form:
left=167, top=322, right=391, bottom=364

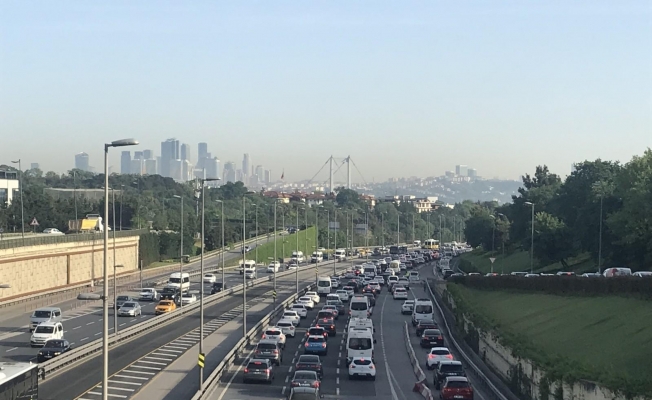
left=86, top=322, right=95, bottom=325
left=73, top=326, right=82, bottom=330
left=380, top=293, right=400, bottom=400
left=5, top=347, right=17, bottom=352
left=215, top=347, right=255, bottom=400
left=81, top=337, right=89, bottom=341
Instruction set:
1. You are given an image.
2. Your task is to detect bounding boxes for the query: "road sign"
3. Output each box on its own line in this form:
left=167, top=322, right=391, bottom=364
left=30, top=218, right=39, bottom=226
left=198, top=353, right=205, bottom=368
left=489, top=257, right=496, bottom=264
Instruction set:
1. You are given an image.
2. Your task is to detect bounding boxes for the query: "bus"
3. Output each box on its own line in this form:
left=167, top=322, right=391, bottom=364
left=0, top=362, right=39, bottom=399
left=389, top=246, right=409, bottom=255
left=423, top=239, right=440, bottom=250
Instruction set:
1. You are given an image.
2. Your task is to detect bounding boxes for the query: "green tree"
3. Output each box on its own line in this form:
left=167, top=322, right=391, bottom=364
left=532, top=212, right=576, bottom=268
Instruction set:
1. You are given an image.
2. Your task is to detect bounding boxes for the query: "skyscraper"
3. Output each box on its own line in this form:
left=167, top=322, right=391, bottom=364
left=264, top=169, right=271, bottom=184
left=161, top=139, right=180, bottom=178
left=224, top=162, right=236, bottom=183
left=145, top=159, right=157, bottom=175
left=455, top=165, right=468, bottom=176
left=181, top=143, right=191, bottom=163
left=134, top=151, right=144, bottom=160
left=120, top=151, right=132, bottom=174
left=130, top=158, right=144, bottom=175
left=255, top=165, right=263, bottom=181
left=30, top=163, right=40, bottom=170
left=75, top=152, right=90, bottom=171
left=468, top=169, right=477, bottom=178
left=198, top=142, right=208, bottom=160
left=205, top=157, right=220, bottom=185
left=242, top=154, right=250, bottom=181
left=143, top=149, right=153, bottom=160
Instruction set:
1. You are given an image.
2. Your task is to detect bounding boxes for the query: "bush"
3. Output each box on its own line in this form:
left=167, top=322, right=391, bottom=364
left=139, top=233, right=160, bottom=267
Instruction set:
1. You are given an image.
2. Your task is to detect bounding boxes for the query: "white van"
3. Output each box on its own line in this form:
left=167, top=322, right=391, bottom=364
left=334, top=249, right=347, bottom=262
left=389, top=260, right=401, bottom=275
left=349, top=317, right=374, bottom=335
left=363, top=265, right=377, bottom=278
left=311, top=251, right=324, bottom=263
left=239, top=259, right=256, bottom=275
left=346, top=328, right=375, bottom=365
left=168, top=272, right=190, bottom=291
left=349, top=296, right=370, bottom=319
left=411, top=298, right=434, bottom=326
left=317, top=276, right=332, bottom=294
left=244, top=264, right=257, bottom=279
left=291, top=251, right=305, bottom=263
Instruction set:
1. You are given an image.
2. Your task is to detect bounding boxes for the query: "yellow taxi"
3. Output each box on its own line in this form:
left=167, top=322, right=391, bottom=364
left=155, top=300, right=177, bottom=315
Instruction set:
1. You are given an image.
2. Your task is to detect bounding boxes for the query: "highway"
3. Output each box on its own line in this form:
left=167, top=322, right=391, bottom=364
left=37, top=260, right=351, bottom=400
left=0, top=236, right=278, bottom=363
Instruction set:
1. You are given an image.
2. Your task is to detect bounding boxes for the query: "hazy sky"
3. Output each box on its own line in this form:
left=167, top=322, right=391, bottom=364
left=1, top=1, right=650, bottom=182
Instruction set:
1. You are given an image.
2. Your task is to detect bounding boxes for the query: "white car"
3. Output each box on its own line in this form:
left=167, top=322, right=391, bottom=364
left=181, top=293, right=197, bottom=305
left=401, top=300, right=415, bottom=314
left=139, top=288, right=159, bottom=302
left=298, top=296, right=315, bottom=310
left=426, top=347, right=454, bottom=370
left=267, top=261, right=281, bottom=273
left=276, top=320, right=296, bottom=338
left=42, top=228, right=64, bottom=235
left=393, top=288, right=408, bottom=300
left=409, top=273, right=420, bottom=282
left=262, top=327, right=286, bottom=348
left=290, top=303, right=308, bottom=318
left=203, top=273, right=217, bottom=283
left=348, top=356, right=376, bottom=380
left=343, top=286, right=354, bottom=298
left=30, top=322, right=64, bottom=347
left=305, top=291, right=321, bottom=304
left=281, top=310, right=301, bottom=326
left=336, top=290, right=350, bottom=302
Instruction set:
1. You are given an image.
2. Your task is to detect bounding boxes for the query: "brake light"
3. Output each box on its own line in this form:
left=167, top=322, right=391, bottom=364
left=369, top=364, right=374, bottom=369
left=438, top=336, right=443, bottom=340
left=312, top=381, right=320, bottom=388
left=322, top=343, right=326, bottom=348
left=428, top=354, right=434, bottom=359
left=350, top=364, right=355, bottom=368
left=262, top=334, right=266, bottom=338
left=291, top=382, right=299, bottom=387
left=446, top=354, right=453, bottom=359
left=244, top=368, right=249, bottom=373
left=273, top=350, right=279, bottom=354
left=305, top=342, right=309, bottom=347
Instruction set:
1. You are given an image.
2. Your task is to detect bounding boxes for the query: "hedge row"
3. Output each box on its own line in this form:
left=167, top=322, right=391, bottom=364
left=450, top=275, right=652, bottom=300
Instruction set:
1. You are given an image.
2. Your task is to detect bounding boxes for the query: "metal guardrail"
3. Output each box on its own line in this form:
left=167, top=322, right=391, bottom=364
left=404, top=321, right=433, bottom=399
left=425, top=270, right=510, bottom=400
left=37, top=260, right=347, bottom=379
left=0, top=229, right=149, bottom=250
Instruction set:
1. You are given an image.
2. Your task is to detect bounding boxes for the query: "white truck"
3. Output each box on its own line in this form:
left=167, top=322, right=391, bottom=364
left=334, top=248, right=347, bottom=262
left=239, top=259, right=256, bottom=275
left=291, top=251, right=305, bottom=264
left=346, top=321, right=375, bottom=365
left=311, top=251, right=324, bottom=263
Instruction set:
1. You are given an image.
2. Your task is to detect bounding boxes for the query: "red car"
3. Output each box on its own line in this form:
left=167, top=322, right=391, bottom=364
left=440, top=376, right=474, bottom=400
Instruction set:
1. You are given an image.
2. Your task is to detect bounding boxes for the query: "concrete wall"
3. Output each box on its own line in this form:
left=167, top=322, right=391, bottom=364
left=0, top=235, right=139, bottom=299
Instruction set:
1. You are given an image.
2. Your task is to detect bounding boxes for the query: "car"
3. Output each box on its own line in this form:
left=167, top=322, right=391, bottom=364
left=348, top=357, right=376, bottom=380
left=305, top=291, right=321, bottom=304
left=262, top=327, right=286, bottom=348
left=295, top=354, right=323, bottom=379
left=30, top=322, right=64, bottom=347
left=291, top=370, right=321, bottom=389
left=304, top=335, right=328, bottom=355
left=37, top=339, right=72, bottom=362
left=398, top=277, right=410, bottom=289
left=315, top=317, right=336, bottom=336
left=139, top=288, right=159, bottom=302
left=416, top=319, right=438, bottom=337
left=243, top=358, right=274, bottom=384
left=343, top=286, right=355, bottom=297
left=267, top=261, right=281, bottom=273
left=335, top=290, right=350, bottom=302
left=368, top=283, right=381, bottom=293
left=254, top=339, right=282, bottom=365
left=363, top=293, right=376, bottom=307
left=298, top=296, right=315, bottom=310
left=114, top=295, right=133, bottom=309
left=321, top=305, right=339, bottom=319
left=211, top=282, right=227, bottom=294
left=306, top=326, right=328, bottom=339
left=393, top=287, right=408, bottom=300
left=326, top=300, right=345, bottom=315
left=118, top=301, right=142, bottom=317
left=291, top=304, right=309, bottom=318
left=181, top=292, right=197, bottom=305
left=288, top=387, right=321, bottom=400
left=203, top=273, right=217, bottom=283
left=287, top=261, right=299, bottom=270
left=42, top=228, right=64, bottom=235
left=409, top=272, right=421, bottom=282
left=420, top=329, right=444, bottom=348
left=282, top=310, right=301, bottom=326
left=435, top=361, right=467, bottom=390
left=426, top=347, right=454, bottom=369
left=276, top=320, right=296, bottom=338
left=242, top=245, right=252, bottom=253
left=439, top=375, right=473, bottom=399
left=155, top=300, right=177, bottom=315
left=402, top=300, right=415, bottom=314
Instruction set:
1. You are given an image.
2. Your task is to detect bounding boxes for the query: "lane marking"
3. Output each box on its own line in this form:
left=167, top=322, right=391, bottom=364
left=215, top=347, right=255, bottom=400
left=6, top=347, right=17, bottom=352
left=81, top=337, right=89, bottom=342
left=380, top=292, right=400, bottom=400
left=73, top=326, right=82, bottom=330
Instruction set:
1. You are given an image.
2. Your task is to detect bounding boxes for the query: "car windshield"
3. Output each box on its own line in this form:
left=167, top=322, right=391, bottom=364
left=292, top=305, right=304, bottom=309
left=352, top=359, right=372, bottom=366
left=122, top=302, right=136, bottom=308
left=317, top=281, right=330, bottom=287
left=265, top=330, right=280, bottom=336
left=441, top=364, right=465, bottom=373
left=247, top=361, right=268, bottom=370
left=204, top=274, right=213, bottom=277
left=278, top=322, right=292, bottom=327
left=432, top=349, right=450, bottom=355
left=117, top=296, right=129, bottom=301
left=348, top=338, right=372, bottom=350
left=419, top=320, right=435, bottom=326
left=350, top=302, right=368, bottom=311
left=159, top=301, right=172, bottom=306
left=308, top=336, right=325, bottom=343
left=44, top=340, right=65, bottom=348
left=309, top=328, right=324, bottom=335
left=294, top=371, right=317, bottom=380
left=298, top=355, right=319, bottom=363
left=446, top=380, right=470, bottom=388
left=35, top=326, right=54, bottom=334
left=424, top=329, right=441, bottom=336
left=182, top=293, right=193, bottom=298
left=33, top=311, right=52, bottom=318
left=284, top=312, right=296, bottom=317
left=258, top=343, right=276, bottom=350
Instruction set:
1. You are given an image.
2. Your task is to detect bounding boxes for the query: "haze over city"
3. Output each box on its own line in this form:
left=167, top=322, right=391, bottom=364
left=1, top=1, right=650, bottom=181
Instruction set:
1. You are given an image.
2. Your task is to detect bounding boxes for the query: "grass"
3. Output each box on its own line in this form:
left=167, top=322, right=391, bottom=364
left=220, top=227, right=319, bottom=266
left=459, top=249, right=596, bottom=275
left=454, top=285, right=652, bottom=393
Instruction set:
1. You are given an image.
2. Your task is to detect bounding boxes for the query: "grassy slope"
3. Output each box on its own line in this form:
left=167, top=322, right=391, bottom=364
left=456, top=285, right=652, bottom=386
left=460, top=249, right=594, bottom=275
left=244, top=227, right=318, bottom=264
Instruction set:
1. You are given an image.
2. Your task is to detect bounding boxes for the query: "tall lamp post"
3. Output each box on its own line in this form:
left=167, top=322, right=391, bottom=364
left=296, top=207, right=302, bottom=294
left=119, top=185, right=125, bottom=231
left=73, top=171, right=78, bottom=225
left=273, top=201, right=278, bottom=306
left=524, top=202, right=535, bottom=274
left=333, top=208, right=337, bottom=275
left=439, top=215, right=443, bottom=245
left=381, top=212, right=385, bottom=249
left=173, top=195, right=184, bottom=308
left=254, top=203, right=259, bottom=264
left=592, top=182, right=606, bottom=274
left=10, top=159, right=24, bottom=239
left=397, top=213, right=400, bottom=245
left=198, top=176, right=219, bottom=390
left=215, top=200, right=225, bottom=290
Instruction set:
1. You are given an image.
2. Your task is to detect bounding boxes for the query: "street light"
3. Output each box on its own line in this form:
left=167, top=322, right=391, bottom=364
left=592, top=182, right=606, bottom=274
left=198, top=176, right=219, bottom=389
left=524, top=202, right=535, bottom=274
left=381, top=212, right=385, bottom=249
left=397, top=213, right=400, bottom=245
left=333, top=208, right=337, bottom=275
left=215, top=200, right=225, bottom=291
left=10, top=159, right=24, bottom=239
left=296, top=207, right=303, bottom=294
left=173, top=195, right=184, bottom=308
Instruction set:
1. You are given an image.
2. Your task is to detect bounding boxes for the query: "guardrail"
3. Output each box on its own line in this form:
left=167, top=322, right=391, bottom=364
left=425, top=273, right=510, bottom=400
left=404, top=321, right=433, bottom=399
left=38, top=259, right=350, bottom=380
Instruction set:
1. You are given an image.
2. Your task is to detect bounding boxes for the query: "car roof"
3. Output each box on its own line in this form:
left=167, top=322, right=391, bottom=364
left=36, top=322, right=59, bottom=327
left=248, top=358, right=270, bottom=364
left=35, top=307, right=61, bottom=311
left=258, top=339, right=279, bottom=345
left=445, top=376, right=468, bottom=382
left=439, top=360, right=463, bottom=366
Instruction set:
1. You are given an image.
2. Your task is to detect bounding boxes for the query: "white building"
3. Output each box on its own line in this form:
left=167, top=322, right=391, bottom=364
left=0, top=169, right=20, bottom=205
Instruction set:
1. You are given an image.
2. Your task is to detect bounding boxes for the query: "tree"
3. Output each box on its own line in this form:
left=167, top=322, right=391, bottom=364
left=335, top=188, right=362, bottom=208
left=463, top=213, right=494, bottom=249
left=531, top=212, right=576, bottom=268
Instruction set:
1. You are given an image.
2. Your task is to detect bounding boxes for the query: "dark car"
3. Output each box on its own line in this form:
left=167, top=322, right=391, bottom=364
left=306, top=326, right=328, bottom=339
left=254, top=339, right=282, bottom=365
left=115, top=295, right=133, bottom=308
left=291, top=370, right=320, bottom=389
left=362, top=285, right=375, bottom=295
left=295, top=355, right=323, bottom=379
left=363, top=293, right=376, bottom=307
left=326, top=300, right=345, bottom=315
left=347, top=281, right=360, bottom=292
left=211, top=282, right=227, bottom=294
left=420, top=329, right=444, bottom=348
left=435, top=361, right=467, bottom=390
left=160, top=287, right=181, bottom=303
left=315, top=317, right=336, bottom=336
left=317, top=310, right=334, bottom=320
left=243, top=358, right=274, bottom=384
left=416, top=319, right=438, bottom=337
left=37, top=339, right=72, bottom=363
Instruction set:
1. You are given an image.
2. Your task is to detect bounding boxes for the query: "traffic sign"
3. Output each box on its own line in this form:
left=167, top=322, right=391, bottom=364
left=198, top=353, right=205, bottom=368
left=489, top=257, right=496, bottom=264
left=30, top=218, right=39, bottom=226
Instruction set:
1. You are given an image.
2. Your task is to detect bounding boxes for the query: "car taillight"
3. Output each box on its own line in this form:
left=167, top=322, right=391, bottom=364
left=348, top=310, right=351, bottom=315
left=244, top=368, right=249, bottom=373
left=438, top=336, right=443, bottom=340
left=305, top=342, right=309, bottom=347
left=428, top=354, right=434, bottom=359
left=291, top=382, right=299, bottom=387
left=261, top=334, right=266, bottom=338
left=322, top=343, right=327, bottom=348
left=273, top=350, right=279, bottom=354
left=312, top=381, right=320, bottom=388
left=330, top=325, right=334, bottom=329
left=350, top=364, right=355, bottom=368
left=446, top=354, right=453, bottom=359
left=369, top=364, right=374, bottom=369
left=255, top=350, right=261, bottom=354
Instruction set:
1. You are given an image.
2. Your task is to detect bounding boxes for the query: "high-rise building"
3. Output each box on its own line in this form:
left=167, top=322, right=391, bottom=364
left=455, top=165, right=468, bottom=176
left=205, top=157, right=220, bottom=182
left=242, top=154, right=250, bottom=181
left=145, top=159, right=157, bottom=175
left=468, top=169, right=478, bottom=178
left=264, top=169, right=271, bottom=184
left=223, top=162, right=236, bottom=183
left=161, top=139, right=180, bottom=178
left=156, top=156, right=162, bottom=175
left=130, top=159, right=144, bottom=175
left=30, top=163, right=40, bottom=170
left=143, top=149, right=153, bottom=160
left=181, top=143, right=191, bottom=163
left=75, top=152, right=90, bottom=171
left=198, top=143, right=208, bottom=160
left=134, top=151, right=144, bottom=160
left=120, top=151, right=132, bottom=174
left=255, top=165, right=263, bottom=183
left=181, top=159, right=193, bottom=181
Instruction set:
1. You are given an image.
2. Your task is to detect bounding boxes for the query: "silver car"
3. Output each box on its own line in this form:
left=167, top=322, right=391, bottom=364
left=118, top=302, right=142, bottom=317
